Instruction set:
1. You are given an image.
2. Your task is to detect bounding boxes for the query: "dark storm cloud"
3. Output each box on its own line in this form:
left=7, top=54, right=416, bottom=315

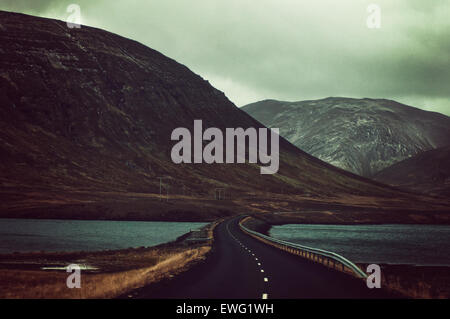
left=1, top=0, right=449, bottom=115
left=2, top=0, right=62, bottom=13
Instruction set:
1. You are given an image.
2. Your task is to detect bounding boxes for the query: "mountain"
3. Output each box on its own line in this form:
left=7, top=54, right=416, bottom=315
left=374, top=146, right=450, bottom=198
left=0, top=11, right=446, bottom=221
left=242, top=98, right=450, bottom=177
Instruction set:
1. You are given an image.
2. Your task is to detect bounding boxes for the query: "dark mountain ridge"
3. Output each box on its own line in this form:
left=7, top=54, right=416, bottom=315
left=0, top=11, right=446, bottom=221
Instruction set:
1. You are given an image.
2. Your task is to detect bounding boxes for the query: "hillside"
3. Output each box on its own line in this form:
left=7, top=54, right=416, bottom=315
left=242, top=98, right=450, bottom=177
left=0, top=11, right=447, bottom=221
left=374, top=146, right=450, bottom=198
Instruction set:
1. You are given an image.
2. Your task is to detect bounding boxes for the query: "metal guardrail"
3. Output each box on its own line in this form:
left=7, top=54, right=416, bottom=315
left=239, top=218, right=367, bottom=279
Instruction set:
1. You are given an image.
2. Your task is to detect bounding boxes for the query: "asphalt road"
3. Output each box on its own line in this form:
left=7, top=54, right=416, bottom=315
left=127, top=216, right=394, bottom=299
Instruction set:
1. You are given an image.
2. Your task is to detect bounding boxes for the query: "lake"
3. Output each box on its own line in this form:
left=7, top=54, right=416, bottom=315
left=270, top=224, right=450, bottom=266
left=0, top=218, right=207, bottom=253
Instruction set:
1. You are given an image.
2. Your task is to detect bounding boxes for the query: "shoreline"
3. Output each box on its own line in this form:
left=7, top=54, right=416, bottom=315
left=0, top=222, right=219, bottom=299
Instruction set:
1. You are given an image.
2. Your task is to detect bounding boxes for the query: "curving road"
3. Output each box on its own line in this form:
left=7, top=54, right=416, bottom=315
left=127, top=216, right=394, bottom=299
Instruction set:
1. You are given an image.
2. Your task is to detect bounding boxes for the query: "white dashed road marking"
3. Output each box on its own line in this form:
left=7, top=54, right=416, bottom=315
left=228, top=219, right=271, bottom=301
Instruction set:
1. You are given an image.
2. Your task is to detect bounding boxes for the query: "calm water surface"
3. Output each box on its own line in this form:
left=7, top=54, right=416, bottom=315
left=270, top=224, right=450, bottom=266
left=0, top=218, right=206, bottom=253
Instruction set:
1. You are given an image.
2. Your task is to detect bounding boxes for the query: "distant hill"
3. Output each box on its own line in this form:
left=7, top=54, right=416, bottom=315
left=0, top=11, right=424, bottom=221
left=242, top=98, right=450, bottom=177
left=374, top=146, right=450, bottom=198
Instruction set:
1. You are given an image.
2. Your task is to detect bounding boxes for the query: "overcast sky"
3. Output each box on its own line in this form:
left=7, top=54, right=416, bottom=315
left=2, top=0, right=449, bottom=115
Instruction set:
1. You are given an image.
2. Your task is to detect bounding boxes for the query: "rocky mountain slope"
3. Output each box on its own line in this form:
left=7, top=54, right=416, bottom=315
left=242, top=98, right=450, bottom=177
left=374, top=146, right=450, bottom=198
left=0, top=11, right=446, bottom=221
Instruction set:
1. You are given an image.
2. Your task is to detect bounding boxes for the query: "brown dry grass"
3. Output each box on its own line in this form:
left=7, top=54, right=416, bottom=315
left=368, top=264, right=450, bottom=299
left=2, top=187, right=449, bottom=224
left=0, top=246, right=210, bottom=299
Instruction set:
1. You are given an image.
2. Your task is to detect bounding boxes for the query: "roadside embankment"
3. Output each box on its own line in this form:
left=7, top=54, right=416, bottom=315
left=358, top=263, right=450, bottom=299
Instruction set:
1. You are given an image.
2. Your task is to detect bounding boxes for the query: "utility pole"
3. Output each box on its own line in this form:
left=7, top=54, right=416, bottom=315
left=215, top=188, right=225, bottom=200
left=157, top=177, right=170, bottom=202
left=157, top=177, right=163, bottom=201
